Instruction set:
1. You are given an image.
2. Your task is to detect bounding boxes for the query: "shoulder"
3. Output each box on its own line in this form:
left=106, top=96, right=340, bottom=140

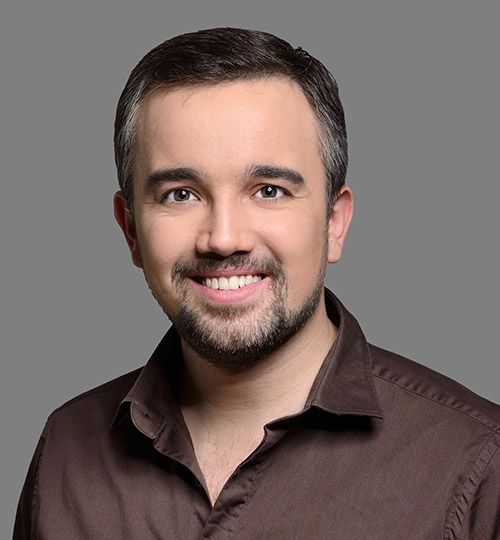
left=369, top=345, right=500, bottom=538
left=44, top=367, right=142, bottom=436
left=370, top=343, right=500, bottom=434
left=14, top=368, right=144, bottom=538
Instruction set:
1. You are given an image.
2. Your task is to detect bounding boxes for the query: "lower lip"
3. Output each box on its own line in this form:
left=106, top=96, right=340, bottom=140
left=188, top=277, right=269, bottom=304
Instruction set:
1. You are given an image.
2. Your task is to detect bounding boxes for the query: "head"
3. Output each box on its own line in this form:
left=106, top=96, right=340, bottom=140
left=113, top=28, right=353, bottom=370
left=114, top=27, right=348, bottom=214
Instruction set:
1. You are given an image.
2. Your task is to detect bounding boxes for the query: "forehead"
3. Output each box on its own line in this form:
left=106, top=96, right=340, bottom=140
left=133, top=77, right=324, bottom=182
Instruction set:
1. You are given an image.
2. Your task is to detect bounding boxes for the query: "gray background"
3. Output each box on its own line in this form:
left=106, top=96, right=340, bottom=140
left=2, top=0, right=498, bottom=532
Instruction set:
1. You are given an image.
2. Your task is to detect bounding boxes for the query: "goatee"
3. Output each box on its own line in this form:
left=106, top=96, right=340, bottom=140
left=149, top=253, right=327, bottom=371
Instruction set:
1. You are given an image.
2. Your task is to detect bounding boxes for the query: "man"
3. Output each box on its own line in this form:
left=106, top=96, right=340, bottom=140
left=14, top=27, right=500, bottom=539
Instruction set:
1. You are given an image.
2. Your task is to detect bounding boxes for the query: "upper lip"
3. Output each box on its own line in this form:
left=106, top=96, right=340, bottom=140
left=189, top=269, right=266, bottom=279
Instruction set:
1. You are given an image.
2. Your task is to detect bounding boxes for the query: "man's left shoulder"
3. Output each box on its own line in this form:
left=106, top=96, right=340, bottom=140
left=369, top=343, right=500, bottom=435
left=369, top=345, right=500, bottom=538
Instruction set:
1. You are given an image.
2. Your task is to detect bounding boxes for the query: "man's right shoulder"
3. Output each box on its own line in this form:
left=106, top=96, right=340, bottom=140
left=44, top=367, right=143, bottom=433
left=14, top=367, right=146, bottom=539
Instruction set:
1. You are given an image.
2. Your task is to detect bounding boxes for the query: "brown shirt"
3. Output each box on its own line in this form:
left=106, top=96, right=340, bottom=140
left=14, top=290, right=500, bottom=539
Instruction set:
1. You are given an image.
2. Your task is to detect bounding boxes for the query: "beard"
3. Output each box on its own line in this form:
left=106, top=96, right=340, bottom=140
left=146, top=249, right=327, bottom=371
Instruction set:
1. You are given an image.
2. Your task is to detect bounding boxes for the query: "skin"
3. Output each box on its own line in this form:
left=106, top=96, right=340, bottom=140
left=114, top=76, right=354, bottom=503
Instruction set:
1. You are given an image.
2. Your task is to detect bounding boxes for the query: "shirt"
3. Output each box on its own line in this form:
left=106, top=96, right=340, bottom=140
left=14, top=289, right=500, bottom=539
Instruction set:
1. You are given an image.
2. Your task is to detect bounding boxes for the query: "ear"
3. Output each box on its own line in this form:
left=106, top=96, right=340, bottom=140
left=113, top=191, right=143, bottom=268
left=327, top=186, right=354, bottom=263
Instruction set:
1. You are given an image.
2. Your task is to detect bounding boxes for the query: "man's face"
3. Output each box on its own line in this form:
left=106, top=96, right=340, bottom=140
left=115, top=77, right=351, bottom=368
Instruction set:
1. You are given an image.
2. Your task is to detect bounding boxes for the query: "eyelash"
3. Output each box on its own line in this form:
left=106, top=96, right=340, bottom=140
left=255, top=185, right=290, bottom=200
left=159, top=184, right=291, bottom=204
left=160, top=188, right=199, bottom=203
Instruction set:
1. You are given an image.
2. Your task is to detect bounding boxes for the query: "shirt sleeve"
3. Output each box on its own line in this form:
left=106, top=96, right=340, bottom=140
left=446, top=434, right=500, bottom=540
left=13, top=426, right=48, bottom=540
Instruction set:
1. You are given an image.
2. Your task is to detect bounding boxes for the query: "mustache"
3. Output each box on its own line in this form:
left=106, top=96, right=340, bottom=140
left=172, top=254, right=283, bottom=280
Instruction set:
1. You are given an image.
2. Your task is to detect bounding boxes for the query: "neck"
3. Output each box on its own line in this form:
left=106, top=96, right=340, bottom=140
left=178, top=296, right=337, bottom=430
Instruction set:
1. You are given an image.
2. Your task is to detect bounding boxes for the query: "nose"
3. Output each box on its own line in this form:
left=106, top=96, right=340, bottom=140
left=195, top=200, right=255, bottom=257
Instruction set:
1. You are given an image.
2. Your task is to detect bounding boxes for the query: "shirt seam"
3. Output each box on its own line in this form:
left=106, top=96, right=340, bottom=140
left=30, top=423, right=49, bottom=540
left=443, top=435, right=500, bottom=539
left=49, top=381, right=136, bottom=416
left=373, top=373, right=500, bottom=435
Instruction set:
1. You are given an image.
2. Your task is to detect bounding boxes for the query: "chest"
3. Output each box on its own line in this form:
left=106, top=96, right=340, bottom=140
left=193, top=432, right=264, bottom=505
left=42, top=438, right=453, bottom=539
left=35, top=419, right=464, bottom=539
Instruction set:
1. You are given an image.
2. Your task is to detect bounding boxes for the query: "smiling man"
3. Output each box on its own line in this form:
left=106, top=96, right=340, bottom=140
left=15, top=28, right=500, bottom=539
left=121, top=78, right=341, bottom=372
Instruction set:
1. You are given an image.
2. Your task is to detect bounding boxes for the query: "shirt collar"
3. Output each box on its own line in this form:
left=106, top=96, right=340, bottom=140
left=111, top=288, right=383, bottom=438
left=305, top=288, right=383, bottom=418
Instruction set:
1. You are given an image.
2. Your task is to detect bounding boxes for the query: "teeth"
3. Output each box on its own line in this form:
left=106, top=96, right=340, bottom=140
left=219, top=277, right=229, bottom=290
left=201, top=274, right=263, bottom=290
left=229, top=276, right=239, bottom=289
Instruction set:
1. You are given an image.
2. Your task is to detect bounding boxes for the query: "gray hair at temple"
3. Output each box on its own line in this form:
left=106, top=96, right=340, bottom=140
left=114, top=27, right=348, bottom=213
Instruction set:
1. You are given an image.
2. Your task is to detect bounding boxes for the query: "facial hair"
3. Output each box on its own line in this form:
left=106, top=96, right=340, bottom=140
left=148, top=248, right=327, bottom=371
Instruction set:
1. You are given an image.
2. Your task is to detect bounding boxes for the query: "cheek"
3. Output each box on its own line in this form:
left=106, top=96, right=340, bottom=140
left=136, top=219, right=187, bottom=283
left=267, top=213, right=327, bottom=299
left=292, top=231, right=327, bottom=279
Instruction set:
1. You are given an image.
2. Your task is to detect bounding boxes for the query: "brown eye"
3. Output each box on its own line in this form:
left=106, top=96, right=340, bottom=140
left=256, top=185, right=287, bottom=199
left=173, top=189, right=190, bottom=201
left=163, top=189, right=198, bottom=203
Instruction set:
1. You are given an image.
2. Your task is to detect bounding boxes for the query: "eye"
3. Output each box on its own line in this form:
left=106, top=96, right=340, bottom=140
left=255, top=185, right=288, bottom=199
left=162, top=188, right=198, bottom=203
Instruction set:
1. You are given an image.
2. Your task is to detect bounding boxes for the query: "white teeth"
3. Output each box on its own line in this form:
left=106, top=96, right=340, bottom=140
left=228, top=276, right=240, bottom=290
left=201, top=274, right=263, bottom=290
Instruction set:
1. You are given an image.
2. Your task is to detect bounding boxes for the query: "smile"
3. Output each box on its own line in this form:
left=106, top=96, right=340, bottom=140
left=195, top=274, right=264, bottom=290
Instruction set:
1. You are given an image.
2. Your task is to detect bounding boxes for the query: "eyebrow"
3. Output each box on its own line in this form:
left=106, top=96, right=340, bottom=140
left=144, top=164, right=305, bottom=192
left=145, top=167, right=200, bottom=192
left=246, top=164, right=305, bottom=186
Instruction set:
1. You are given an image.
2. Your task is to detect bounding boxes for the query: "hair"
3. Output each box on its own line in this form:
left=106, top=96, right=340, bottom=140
left=114, top=27, right=347, bottom=213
